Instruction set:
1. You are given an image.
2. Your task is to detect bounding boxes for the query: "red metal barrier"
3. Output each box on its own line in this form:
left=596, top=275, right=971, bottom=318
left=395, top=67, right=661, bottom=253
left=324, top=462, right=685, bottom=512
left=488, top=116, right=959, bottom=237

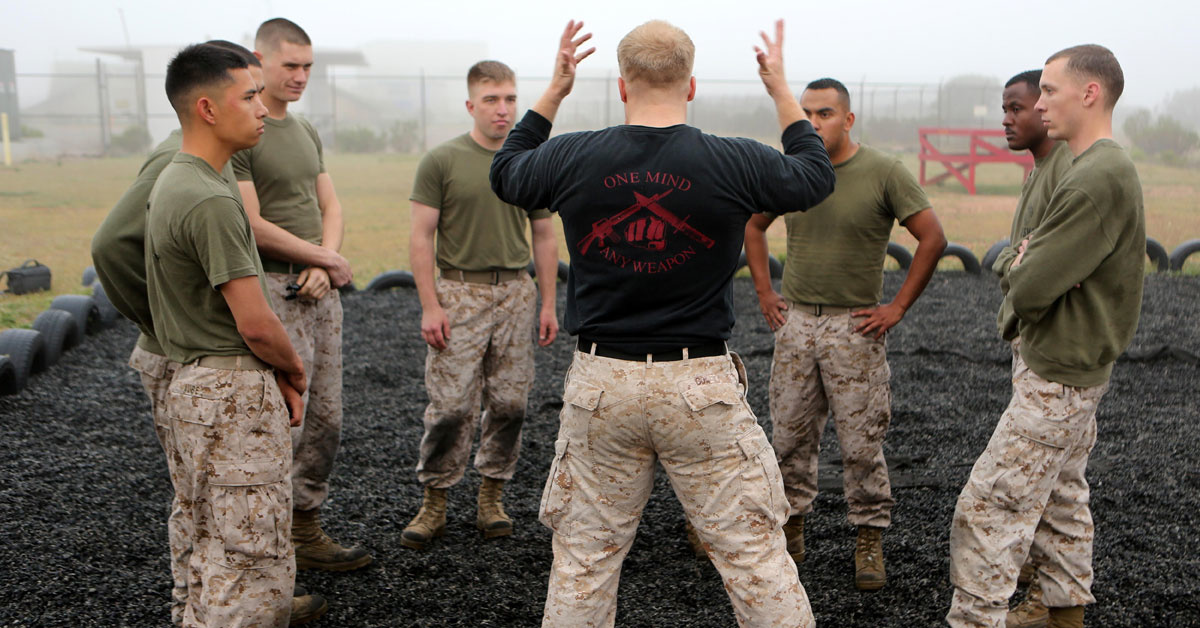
left=918, top=127, right=1033, bottom=194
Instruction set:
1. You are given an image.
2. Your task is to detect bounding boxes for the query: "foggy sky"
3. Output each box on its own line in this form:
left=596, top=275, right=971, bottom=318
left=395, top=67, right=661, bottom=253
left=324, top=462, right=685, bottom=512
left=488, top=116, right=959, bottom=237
left=4, top=0, right=1197, bottom=109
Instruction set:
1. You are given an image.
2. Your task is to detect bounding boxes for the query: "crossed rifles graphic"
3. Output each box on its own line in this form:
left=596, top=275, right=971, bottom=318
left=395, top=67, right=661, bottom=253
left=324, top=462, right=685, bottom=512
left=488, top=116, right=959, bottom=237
left=578, top=189, right=717, bottom=255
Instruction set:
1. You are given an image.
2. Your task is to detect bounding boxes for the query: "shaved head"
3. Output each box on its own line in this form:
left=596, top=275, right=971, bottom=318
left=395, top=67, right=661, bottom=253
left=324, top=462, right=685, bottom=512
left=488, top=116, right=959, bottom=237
left=255, top=17, right=311, bottom=54
left=617, top=20, right=694, bottom=86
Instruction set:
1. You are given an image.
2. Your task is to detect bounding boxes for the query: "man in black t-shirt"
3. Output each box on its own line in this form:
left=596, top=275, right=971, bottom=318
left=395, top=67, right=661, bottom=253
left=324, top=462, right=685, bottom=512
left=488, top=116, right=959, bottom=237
left=492, top=19, right=834, bottom=627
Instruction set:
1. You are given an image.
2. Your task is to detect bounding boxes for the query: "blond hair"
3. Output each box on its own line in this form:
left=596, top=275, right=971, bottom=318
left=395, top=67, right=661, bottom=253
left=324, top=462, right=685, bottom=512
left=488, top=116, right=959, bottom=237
left=617, top=20, right=694, bottom=86
left=467, top=60, right=516, bottom=90
left=255, top=18, right=311, bottom=53
left=1046, top=44, right=1124, bottom=109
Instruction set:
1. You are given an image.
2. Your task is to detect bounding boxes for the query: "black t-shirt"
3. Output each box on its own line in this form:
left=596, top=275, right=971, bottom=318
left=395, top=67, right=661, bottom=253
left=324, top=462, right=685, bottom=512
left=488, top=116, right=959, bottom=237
left=492, top=111, right=834, bottom=352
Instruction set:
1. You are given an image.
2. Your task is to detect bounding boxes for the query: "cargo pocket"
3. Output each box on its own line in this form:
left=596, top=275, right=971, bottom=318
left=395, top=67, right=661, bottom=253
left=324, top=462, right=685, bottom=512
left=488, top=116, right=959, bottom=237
left=737, top=430, right=789, bottom=527
left=539, top=439, right=573, bottom=534
left=208, top=458, right=290, bottom=570
left=166, top=368, right=237, bottom=426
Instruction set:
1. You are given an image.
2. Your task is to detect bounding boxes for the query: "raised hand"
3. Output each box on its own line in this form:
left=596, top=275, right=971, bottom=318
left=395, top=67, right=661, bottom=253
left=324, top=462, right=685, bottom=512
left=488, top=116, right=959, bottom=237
left=547, top=20, right=596, bottom=102
left=754, top=19, right=788, bottom=98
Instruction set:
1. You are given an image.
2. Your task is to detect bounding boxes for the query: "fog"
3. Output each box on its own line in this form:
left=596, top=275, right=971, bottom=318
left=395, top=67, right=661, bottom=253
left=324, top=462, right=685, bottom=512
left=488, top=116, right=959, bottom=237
left=7, top=0, right=1197, bottom=102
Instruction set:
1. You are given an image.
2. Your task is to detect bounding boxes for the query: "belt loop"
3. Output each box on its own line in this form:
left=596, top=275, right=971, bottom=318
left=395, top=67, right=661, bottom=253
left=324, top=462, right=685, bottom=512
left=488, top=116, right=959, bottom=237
left=646, top=352, right=653, bottom=366
left=682, top=347, right=689, bottom=360
left=492, top=271, right=499, bottom=285
left=815, top=303, right=823, bottom=316
left=589, top=342, right=597, bottom=356
left=234, top=355, right=243, bottom=369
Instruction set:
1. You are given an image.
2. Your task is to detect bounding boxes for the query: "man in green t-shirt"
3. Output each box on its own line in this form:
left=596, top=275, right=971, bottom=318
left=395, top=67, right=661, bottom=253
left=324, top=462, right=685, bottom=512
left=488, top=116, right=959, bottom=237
left=91, top=42, right=328, bottom=627
left=401, top=60, right=559, bottom=550
left=947, top=46, right=1145, bottom=628
left=744, top=77, right=946, bottom=591
left=145, top=42, right=308, bottom=628
left=993, top=68, right=1075, bottom=628
left=233, top=18, right=371, bottom=573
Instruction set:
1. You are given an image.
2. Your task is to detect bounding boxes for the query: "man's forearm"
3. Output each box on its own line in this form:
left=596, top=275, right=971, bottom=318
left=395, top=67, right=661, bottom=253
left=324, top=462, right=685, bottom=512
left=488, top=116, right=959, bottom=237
left=772, top=92, right=805, bottom=132
left=409, top=232, right=441, bottom=312
left=892, top=235, right=944, bottom=311
left=532, top=229, right=558, bottom=311
left=744, top=221, right=776, bottom=295
left=244, top=321, right=304, bottom=375
left=250, top=215, right=339, bottom=268
left=320, top=201, right=344, bottom=253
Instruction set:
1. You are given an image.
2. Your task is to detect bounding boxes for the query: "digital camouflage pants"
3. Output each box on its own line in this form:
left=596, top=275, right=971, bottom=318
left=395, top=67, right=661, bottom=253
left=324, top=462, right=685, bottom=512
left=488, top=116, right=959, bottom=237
left=265, top=272, right=344, bottom=511
left=947, top=340, right=1107, bottom=627
left=417, top=275, right=537, bottom=488
left=164, top=361, right=295, bottom=628
left=130, top=342, right=187, bottom=626
left=540, top=350, right=814, bottom=628
left=769, top=307, right=895, bottom=528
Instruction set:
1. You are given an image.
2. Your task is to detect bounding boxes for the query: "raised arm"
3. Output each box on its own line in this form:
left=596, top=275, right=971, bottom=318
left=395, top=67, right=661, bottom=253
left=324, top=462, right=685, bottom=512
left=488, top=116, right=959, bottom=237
left=755, top=20, right=805, bottom=132
left=531, top=20, right=596, bottom=124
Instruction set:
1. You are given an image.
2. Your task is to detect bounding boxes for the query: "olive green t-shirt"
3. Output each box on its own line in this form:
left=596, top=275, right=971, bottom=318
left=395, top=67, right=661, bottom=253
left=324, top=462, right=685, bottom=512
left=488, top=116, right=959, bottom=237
left=410, top=133, right=551, bottom=271
left=231, top=114, right=326, bottom=248
left=146, top=153, right=269, bottom=365
left=90, top=130, right=241, bottom=356
left=996, top=141, right=1074, bottom=341
left=771, top=145, right=930, bottom=306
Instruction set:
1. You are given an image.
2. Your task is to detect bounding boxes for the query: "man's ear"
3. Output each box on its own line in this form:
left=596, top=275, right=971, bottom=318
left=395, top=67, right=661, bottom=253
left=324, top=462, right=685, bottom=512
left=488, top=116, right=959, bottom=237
left=618, top=77, right=628, bottom=103
left=465, top=99, right=475, bottom=116
left=195, top=95, right=217, bottom=126
left=844, top=111, right=856, bottom=132
left=1082, top=81, right=1102, bottom=108
left=686, top=76, right=696, bottom=102
left=254, top=50, right=264, bottom=62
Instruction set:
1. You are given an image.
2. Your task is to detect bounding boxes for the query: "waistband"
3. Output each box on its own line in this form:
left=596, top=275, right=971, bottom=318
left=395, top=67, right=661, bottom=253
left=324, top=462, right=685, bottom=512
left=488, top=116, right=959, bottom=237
left=789, top=301, right=876, bottom=316
left=194, top=354, right=272, bottom=371
left=577, top=337, right=728, bottom=363
left=262, top=258, right=308, bottom=275
left=440, top=268, right=526, bottom=285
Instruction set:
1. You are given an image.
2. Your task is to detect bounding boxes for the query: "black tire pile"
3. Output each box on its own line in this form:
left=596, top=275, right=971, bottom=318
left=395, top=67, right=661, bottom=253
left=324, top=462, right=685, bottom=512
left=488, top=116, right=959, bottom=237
left=0, top=274, right=1197, bottom=627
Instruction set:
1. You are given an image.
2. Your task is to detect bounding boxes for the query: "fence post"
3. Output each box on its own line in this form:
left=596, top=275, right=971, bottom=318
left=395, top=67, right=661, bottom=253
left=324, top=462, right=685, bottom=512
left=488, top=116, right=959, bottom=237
left=330, top=71, right=338, bottom=151
left=2, top=112, right=11, bottom=166
left=95, top=59, right=110, bottom=154
left=420, top=70, right=427, bottom=153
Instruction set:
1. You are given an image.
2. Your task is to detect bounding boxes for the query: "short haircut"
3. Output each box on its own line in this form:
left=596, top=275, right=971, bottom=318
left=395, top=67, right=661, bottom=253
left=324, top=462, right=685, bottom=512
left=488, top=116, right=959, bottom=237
left=467, top=60, right=516, bottom=90
left=205, top=40, right=261, bottom=67
left=1005, top=70, right=1041, bottom=91
left=255, top=18, right=312, bottom=53
left=1046, top=44, right=1124, bottom=108
left=164, top=43, right=249, bottom=116
left=805, top=77, right=851, bottom=110
left=617, top=20, right=694, bottom=86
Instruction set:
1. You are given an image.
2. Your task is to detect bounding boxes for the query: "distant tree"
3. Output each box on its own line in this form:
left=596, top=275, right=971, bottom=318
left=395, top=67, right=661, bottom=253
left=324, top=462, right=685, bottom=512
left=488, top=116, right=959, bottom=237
left=1123, top=108, right=1199, bottom=164
left=1163, top=87, right=1200, bottom=131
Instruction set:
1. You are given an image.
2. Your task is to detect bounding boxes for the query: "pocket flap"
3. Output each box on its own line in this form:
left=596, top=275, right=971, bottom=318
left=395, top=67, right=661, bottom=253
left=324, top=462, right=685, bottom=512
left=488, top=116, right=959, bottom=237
left=680, top=381, right=742, bottom=412
left=210, top=458, right=288, bottom=487
left=563, top=379, right=603, bottom=411
left=554, top=439, right=569, bottom=457
left=737, top=430, right=770, bottom=460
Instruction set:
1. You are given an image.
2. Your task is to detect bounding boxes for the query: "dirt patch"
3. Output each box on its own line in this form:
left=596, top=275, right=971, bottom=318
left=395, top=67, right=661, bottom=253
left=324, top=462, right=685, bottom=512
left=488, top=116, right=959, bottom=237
left=0, top=274, right=1197, bottom=626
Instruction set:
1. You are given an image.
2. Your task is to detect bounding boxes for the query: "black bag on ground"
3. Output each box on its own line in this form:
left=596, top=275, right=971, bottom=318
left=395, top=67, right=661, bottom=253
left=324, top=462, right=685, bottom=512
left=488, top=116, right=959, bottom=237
left=2, top=260, right=52, bottom=295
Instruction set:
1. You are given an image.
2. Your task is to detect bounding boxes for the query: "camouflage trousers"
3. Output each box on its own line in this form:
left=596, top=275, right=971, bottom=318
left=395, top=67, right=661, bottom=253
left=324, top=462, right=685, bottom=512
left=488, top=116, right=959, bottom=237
left=769, top=307, right=895, bottom=527
left=417, top=275, right=537, bottom=488
left=541, top=349, right=813, bottom=628
left=265, top=272, right=344, bottom=511
left=947, top=340, right=1107, bottom=627
left=130, top=341, right=187, bottom=626
left=162, top=361, right=296, bottom=628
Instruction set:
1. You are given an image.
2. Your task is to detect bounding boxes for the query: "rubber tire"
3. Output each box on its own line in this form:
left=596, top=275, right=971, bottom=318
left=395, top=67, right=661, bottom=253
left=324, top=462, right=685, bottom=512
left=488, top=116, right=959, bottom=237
left=365, top=270, right=416, bottom=291
left=887, top=242, right=913, bottom=271
left=338, top=282, right=357, bottom=294
left=81, top=265, right=97, bottom=287
left=940, top=243, right=982, bottom=275
left=0, top=355, right=17, bottom=396
left=1146, top=238, right=1169, bottom=273
left=50, top=294, right=102, bottom=336
left=981, top=239, right=1011, bottom=274
left=735, top=251, right=785, bottom=278
left=0, top=329, right=47, bottom=392
left=527, top=260, right=571, bottom=282
left=92, top=282, right=121, bottom=328
left=32, top=309, right=79, bottom=367
left=1168, top=239, right=1200, bottom=272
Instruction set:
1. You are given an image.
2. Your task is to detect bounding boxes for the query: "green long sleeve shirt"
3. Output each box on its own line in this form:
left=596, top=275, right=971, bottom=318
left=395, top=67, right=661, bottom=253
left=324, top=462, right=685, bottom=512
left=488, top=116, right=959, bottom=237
left=999, top=139, right=1145, bottom=387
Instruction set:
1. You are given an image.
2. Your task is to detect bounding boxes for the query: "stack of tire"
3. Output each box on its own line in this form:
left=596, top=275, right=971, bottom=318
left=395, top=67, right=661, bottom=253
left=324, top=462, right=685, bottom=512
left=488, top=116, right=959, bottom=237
left=0, top=267, right=119, bottom=396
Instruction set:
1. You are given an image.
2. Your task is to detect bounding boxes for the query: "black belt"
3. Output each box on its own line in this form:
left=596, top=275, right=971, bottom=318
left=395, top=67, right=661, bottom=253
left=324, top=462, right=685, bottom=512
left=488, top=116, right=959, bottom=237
left=577, top=338, right=727, bottom=362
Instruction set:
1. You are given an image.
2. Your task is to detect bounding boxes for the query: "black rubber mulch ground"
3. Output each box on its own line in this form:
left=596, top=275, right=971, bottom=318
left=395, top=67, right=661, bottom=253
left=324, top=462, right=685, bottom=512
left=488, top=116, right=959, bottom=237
left=1, top=273, right=1197, bottom=627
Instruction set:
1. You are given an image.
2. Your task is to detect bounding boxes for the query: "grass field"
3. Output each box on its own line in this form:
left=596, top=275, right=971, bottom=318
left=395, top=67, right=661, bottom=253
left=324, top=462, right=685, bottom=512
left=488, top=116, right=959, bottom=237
left=1, top=151, right=1197, bottom=330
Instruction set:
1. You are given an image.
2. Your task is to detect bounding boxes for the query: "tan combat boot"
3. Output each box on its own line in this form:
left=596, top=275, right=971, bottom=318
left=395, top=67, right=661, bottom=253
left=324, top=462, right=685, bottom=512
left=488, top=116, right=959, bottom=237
left=1007, top=573, right=1049, bottom=628
left=476, top=477, right=513, bottom=539
left=289, top=587, right=328, bottom=626
left=1046, top=606, right=1084, bottom=628
left=401, top=486, right=447, bottom=550
left=783, top=514, right=805, bottom=563
left=854, top=526, right=887, bottom=591
left=685, top=520, right=708, bottom=558
left=292, top=508, right=373, bottom=571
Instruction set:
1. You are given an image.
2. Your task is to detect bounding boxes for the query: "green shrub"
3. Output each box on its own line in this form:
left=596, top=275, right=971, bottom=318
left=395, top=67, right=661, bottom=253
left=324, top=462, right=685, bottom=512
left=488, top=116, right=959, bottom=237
left=335, top=127, right=387, bottom=153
